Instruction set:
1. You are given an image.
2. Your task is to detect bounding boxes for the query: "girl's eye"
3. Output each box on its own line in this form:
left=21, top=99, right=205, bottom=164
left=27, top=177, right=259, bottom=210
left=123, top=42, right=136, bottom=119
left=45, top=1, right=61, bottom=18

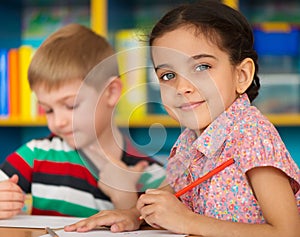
left=160, top=72, right=176, bottom=81
left=195, top=64, right=211, bottom=72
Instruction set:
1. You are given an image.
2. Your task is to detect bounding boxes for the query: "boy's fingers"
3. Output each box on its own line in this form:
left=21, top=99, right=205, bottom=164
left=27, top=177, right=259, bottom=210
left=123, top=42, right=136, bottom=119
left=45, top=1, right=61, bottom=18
left=0, top=210, right=20, bottom=220
left=130, top=161, right=149, bottom=172
left=9, top=174, right=19, bottom=184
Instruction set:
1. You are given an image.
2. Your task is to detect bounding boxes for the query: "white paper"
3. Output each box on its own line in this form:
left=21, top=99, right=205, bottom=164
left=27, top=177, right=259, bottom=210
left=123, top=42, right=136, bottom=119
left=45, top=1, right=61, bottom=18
left=40, top=229, right=187, bottom=237
left=0, top=215, right=83, bottom=229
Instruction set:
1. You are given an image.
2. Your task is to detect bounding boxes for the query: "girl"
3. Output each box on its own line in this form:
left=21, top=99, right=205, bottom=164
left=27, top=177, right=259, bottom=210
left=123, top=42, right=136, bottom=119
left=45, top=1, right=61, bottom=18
left=65, top=1, right=299, bottom=236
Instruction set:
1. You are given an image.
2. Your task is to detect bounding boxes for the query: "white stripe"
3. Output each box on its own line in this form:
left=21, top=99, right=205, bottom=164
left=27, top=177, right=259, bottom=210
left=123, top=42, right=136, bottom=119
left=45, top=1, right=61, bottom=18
left=0, top=170, right=9, bottom=181
left=143, top=163, right=166, bottom=184
left=32, top=183, right=114, bottom=210
left=27, top=137, right=73, bottom=152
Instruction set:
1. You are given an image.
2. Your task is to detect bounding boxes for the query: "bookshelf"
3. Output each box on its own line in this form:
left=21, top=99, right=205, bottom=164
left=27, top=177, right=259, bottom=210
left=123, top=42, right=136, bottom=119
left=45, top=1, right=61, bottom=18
left=0, top=0, right=299, bottom=165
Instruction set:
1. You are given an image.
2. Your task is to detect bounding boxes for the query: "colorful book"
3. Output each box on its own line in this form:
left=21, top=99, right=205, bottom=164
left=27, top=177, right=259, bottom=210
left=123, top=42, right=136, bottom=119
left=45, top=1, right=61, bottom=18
left=19, top=45, right=34, bottom=120
left=115, top=29, right=147, bottom=123
left=0, top=49, right=9, bottom=117
left=8, top=48, right=20, bottom=118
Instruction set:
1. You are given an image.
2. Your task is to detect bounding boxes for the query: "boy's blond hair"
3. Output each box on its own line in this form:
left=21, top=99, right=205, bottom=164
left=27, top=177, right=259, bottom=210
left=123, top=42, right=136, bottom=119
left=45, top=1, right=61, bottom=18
left=28, top=23, right=115, bottom=91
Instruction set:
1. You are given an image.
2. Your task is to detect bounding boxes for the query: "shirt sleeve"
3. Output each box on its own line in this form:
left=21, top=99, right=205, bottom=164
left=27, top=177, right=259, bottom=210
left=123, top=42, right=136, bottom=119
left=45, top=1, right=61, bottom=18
left=237, top=120, right=300, bottom=195
left=0, top=141, right=35, bottom=193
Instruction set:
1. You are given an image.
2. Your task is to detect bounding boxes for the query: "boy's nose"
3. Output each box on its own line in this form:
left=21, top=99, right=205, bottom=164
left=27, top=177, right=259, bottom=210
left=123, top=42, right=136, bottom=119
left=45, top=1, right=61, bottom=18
left=54, top=113, right=68, bottom=127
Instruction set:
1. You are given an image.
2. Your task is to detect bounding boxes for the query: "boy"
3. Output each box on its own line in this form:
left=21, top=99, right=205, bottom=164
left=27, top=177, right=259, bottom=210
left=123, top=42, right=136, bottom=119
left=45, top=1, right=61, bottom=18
left=0, top=24, right=165, bottom=219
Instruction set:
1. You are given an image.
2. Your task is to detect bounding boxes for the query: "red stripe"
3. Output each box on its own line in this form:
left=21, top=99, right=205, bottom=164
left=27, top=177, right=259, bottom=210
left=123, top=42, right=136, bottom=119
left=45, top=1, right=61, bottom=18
left=7, top=153, right=32, bottom=182
left=125, top=137, right=156, bottom=163
left=32, top=208, right=70, bottom=217
left=33, top=160, right=97, bottom=187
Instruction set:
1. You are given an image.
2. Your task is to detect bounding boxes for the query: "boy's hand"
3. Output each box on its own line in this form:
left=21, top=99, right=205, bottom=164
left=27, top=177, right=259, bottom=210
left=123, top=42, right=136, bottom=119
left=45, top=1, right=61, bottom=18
left=98, top=160, right=148, bottom=209
left=0, top=174, right=25, bottom=219
left=64, top=207, right=142, bottom=233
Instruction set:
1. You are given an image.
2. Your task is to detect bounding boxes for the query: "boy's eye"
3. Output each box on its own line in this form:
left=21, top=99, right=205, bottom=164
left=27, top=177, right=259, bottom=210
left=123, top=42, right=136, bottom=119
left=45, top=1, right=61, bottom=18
left=44, top=109, right=53, bottom=114
left=160, top=72, right=176, bottom=81
left=66, top=104, right=79, bottom=110
left=195, top=64, right=211, bottom=72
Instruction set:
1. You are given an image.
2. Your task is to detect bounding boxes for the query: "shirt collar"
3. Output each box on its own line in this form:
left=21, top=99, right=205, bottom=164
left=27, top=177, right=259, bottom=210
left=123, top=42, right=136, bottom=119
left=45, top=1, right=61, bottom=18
left=194, top=93, right=251, bottom=158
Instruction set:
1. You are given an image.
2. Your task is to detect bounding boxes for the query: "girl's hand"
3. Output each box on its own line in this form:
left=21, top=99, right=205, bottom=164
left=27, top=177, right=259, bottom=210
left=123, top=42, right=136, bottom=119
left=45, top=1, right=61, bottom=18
left=0, top=174, right=25, bottom=219
left=98, top=160, right=148, bottom=209
left=136, top=189, right=195, bottom=234
left=64, top=207, right=142, bottom=233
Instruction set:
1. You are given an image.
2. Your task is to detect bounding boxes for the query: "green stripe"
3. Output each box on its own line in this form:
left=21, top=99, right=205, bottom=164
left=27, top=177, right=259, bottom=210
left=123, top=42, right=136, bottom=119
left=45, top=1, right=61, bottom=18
left=34, top=148, right=84, bottom=164
left=138, top=173, right=165, bottom=192
left=33, top=196, right=99, bottom=217
left=16, top=145, right=35, bottom=167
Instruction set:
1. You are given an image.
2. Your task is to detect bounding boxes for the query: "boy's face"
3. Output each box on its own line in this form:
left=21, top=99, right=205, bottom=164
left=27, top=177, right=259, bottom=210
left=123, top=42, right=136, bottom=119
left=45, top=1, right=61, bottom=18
left=151, top=26, right=240, bottom=133
left=34, top=80, right=108, bottom=149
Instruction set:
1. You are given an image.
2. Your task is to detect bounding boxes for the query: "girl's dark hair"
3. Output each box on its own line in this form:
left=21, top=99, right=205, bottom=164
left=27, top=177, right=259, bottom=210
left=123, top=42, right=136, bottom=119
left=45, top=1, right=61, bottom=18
left=149, top=0, right=260, bottom=102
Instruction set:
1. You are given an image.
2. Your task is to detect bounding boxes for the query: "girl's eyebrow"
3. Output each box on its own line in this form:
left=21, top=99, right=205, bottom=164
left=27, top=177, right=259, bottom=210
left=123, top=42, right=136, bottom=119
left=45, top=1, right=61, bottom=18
left=190, top=53, right=217, bottom=61
left=155, top=53, right=217, bottom=71
left=154, top=63, right=174, bottom=72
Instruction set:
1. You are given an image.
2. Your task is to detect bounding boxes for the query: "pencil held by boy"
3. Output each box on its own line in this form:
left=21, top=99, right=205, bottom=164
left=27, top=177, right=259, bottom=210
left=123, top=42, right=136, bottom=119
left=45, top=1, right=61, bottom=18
left=0, top=23, right=165, bottom=219
left=65, top=1, right=300, bottom=236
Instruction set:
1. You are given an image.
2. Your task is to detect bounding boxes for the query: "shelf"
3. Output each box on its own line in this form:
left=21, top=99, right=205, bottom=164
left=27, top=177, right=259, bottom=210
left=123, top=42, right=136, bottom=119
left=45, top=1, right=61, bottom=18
left=1, top=114, right=299, bottom=127
left=266, top=114, right=300, bottom=126
left=0, top=117, right=47, bottom=126
left=116, top=115, right=179, bottom=128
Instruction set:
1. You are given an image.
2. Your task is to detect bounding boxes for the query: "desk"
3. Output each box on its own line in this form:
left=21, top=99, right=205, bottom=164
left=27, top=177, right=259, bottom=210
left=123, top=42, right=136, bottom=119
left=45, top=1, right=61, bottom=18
left=0, top=227, right=46, bottom=237
left=0, top=227, right=199, bottom=236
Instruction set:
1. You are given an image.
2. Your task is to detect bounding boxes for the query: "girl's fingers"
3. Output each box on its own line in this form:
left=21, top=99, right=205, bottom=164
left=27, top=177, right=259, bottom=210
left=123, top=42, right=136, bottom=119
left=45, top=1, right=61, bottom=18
left=136, top=191, right=162, bottom=211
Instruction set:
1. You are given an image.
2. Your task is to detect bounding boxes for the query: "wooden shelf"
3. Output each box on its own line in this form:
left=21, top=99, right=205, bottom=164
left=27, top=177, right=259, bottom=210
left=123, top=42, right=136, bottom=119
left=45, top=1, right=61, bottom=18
left=265, top=114, right=300, bottom=126
left=116, top=114, right=180, bottom=128
left=1, top=113, right=299, bottom=127
left=118, top=114, right=300, bottom=127
left=0, top=117, right=47, bottom=126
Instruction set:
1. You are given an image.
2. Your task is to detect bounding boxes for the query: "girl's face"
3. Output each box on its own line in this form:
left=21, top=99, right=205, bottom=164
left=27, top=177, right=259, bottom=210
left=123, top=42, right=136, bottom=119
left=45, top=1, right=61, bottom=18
left=34, top=79, right=109, bottom=149
left=151, top=26, right=240, bottom=134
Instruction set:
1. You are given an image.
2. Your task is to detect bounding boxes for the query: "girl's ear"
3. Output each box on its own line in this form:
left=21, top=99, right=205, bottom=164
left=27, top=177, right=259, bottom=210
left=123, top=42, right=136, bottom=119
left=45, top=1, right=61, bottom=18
left=105, top=76, right=122, bottom=107
left=236, top=58, right=255, bottom=94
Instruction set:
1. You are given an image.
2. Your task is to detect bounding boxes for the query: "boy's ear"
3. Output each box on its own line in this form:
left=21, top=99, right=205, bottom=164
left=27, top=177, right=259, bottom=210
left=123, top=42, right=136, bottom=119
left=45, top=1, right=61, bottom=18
left=236, top=58, right=255, bottom=94
left=105, top=76, right=122, bottom=107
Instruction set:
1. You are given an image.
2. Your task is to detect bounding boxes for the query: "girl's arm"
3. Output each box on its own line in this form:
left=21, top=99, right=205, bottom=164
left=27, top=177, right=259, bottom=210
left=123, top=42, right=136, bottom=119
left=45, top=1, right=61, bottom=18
left=98, top=160, right=149, bottom=209
left=137, top=166, right=299, bottom=237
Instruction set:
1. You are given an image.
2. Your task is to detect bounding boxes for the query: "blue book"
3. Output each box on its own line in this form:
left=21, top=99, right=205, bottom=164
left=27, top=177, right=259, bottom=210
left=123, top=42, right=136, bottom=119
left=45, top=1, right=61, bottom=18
left=0, top=49, right=9, bottom=117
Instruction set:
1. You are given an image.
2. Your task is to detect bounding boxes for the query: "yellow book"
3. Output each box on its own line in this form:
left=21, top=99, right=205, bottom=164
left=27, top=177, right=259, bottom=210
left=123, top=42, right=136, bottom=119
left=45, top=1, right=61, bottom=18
left=19, top=45, right=34, bottom=120
left=115, top=29, right=147, bottom=123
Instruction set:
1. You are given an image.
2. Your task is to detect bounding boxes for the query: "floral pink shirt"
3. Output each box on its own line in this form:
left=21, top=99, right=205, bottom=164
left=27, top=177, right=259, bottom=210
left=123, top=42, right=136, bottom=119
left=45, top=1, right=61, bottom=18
left=166, top=94, right=300, bottom=223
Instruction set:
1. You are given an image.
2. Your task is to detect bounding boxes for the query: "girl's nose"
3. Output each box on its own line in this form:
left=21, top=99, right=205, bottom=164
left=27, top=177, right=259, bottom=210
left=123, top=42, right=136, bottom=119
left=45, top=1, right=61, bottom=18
left=175, top=76, right=194, bottom=95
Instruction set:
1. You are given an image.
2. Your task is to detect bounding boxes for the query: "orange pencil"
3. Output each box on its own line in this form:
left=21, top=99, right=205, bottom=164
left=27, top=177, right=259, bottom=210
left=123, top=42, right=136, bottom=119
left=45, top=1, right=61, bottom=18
left=139, top=158, right=235, bottom=220
left=175, top=158, right=235, bottom=197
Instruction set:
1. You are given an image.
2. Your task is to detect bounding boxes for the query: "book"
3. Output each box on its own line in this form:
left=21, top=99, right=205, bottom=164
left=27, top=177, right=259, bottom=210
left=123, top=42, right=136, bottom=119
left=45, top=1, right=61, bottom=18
left=115, top=29, right=147, bottom=123
left=0, top=49, right=9, bottom=117
left=19, top=45, right=34, bottom=120
left=8, top=48, right=20, bottom=118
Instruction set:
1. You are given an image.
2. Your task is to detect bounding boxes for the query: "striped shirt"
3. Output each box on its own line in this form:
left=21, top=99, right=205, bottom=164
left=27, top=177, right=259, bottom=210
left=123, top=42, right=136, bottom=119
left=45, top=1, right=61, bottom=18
left=0, top=134, right=165, bottom=217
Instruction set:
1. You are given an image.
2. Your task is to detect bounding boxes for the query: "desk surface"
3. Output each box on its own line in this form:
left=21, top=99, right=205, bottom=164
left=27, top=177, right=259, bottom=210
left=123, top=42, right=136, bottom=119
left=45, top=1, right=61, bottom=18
left=0, top=227, right=46, bottom=237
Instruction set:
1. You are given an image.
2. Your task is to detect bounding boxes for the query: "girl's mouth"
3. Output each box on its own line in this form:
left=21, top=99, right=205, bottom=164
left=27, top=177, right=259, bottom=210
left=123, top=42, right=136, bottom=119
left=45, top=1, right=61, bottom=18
left=178, top=100, right=205, bottom=111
